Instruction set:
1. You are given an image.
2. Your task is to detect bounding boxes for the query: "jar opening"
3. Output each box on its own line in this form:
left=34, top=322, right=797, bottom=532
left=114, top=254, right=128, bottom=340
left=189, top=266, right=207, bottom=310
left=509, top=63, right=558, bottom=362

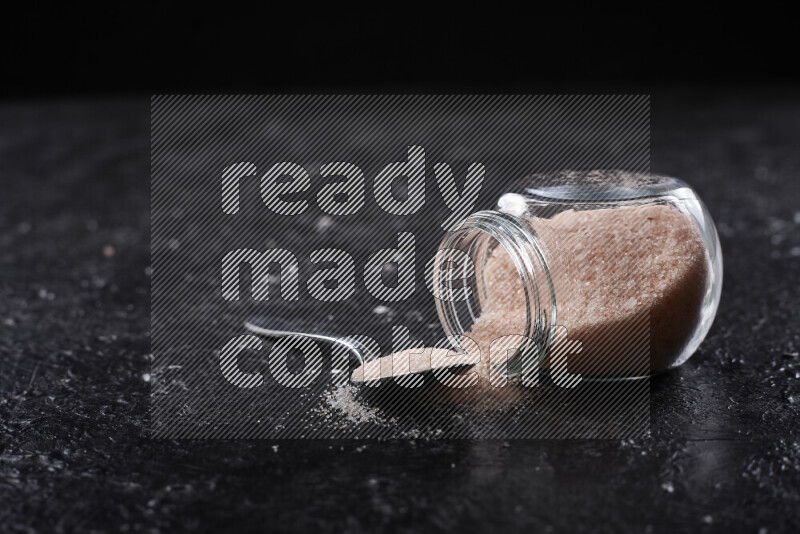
left=520, top=171, right=685, bottom=203
left=434, top=211, right=557, bottom=378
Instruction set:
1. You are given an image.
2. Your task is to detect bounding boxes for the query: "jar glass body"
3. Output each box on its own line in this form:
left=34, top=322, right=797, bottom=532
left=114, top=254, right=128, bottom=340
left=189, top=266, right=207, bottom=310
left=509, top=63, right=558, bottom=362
left=434, top=172, right=723, bottom=379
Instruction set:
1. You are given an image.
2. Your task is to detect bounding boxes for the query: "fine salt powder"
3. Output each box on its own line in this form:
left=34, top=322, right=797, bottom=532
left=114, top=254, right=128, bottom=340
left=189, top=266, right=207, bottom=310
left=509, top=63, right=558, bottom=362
left=464, top=203, right=708, bottom=379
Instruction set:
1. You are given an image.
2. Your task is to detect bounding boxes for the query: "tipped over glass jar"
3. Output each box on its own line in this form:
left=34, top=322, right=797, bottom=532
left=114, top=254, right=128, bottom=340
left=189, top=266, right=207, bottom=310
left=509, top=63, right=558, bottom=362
left=433, top=170, right=723, bottom=380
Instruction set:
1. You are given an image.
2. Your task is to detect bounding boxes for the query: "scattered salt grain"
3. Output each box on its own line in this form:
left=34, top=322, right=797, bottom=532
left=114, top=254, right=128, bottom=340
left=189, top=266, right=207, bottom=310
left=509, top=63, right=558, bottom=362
left=406, top=310, right=424, bottom=322
left=315, top=216, right=333, bottom=232
left=37, top=288, right=55, bottom=300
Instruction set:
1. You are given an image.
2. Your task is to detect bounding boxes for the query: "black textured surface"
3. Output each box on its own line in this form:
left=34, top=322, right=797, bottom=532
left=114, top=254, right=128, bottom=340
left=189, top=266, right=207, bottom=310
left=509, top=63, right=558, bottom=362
left=1, top=91, right=799, bottom=533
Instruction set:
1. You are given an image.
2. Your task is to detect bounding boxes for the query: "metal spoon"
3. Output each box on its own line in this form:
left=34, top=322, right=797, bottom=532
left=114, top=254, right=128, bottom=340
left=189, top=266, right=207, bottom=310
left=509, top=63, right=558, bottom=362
left=244, top=315, right=374, bottom=365
left=244, top=316, right=476, bottom=383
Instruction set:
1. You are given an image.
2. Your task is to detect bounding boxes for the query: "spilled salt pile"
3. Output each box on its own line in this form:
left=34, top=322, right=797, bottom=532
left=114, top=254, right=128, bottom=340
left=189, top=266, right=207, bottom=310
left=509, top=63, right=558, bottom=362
left=321, top=383, right=385, bottom=425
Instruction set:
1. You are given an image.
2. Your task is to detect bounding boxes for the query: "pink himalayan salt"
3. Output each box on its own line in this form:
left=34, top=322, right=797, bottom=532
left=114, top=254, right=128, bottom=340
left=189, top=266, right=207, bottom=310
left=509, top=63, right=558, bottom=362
left=465, top=203, right=708, bottom=379
left=351, top=347, right=476, bottom=383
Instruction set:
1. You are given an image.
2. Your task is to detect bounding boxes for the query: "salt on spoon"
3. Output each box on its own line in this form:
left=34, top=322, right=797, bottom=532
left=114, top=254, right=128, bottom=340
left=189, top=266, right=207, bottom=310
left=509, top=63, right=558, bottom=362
left=350, top=347, right=477, bottom=384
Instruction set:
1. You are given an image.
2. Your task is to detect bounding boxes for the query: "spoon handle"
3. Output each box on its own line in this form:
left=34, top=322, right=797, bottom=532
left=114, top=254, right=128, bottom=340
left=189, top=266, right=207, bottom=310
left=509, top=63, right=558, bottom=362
left=244, top=316, right=372, bottom=364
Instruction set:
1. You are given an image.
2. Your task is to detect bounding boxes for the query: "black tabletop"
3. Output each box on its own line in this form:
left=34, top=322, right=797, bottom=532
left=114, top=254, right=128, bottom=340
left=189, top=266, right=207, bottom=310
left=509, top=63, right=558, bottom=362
left=1, top=89, right=799, bottom=533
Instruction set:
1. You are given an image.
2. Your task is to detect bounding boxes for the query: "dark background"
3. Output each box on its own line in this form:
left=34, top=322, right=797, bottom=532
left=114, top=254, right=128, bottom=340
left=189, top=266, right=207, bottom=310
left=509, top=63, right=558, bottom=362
left=1, top=10, right=799, bottom=534
left=3, top=10, right=798, bottom=97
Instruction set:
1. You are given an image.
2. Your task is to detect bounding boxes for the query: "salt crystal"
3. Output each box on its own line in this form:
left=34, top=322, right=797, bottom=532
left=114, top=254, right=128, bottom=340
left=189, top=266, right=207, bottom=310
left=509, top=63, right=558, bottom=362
left=315, top=216, right=333, bottom=232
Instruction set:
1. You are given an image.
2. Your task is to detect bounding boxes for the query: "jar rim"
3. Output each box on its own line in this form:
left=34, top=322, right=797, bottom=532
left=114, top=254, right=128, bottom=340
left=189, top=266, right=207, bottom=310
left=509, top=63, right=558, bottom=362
left=521, top=173, right=687, bottom=203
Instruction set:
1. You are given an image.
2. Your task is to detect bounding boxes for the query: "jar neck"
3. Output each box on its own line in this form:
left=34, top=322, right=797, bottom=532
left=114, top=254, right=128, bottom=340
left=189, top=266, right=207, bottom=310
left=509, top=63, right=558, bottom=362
left=434, top=210, right=557, bottom=377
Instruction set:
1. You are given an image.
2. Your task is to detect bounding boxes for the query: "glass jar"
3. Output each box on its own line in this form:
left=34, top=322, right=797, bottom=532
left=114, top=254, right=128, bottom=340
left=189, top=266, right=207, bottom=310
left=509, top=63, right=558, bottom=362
left=433, top=170, right=723, bottom=380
